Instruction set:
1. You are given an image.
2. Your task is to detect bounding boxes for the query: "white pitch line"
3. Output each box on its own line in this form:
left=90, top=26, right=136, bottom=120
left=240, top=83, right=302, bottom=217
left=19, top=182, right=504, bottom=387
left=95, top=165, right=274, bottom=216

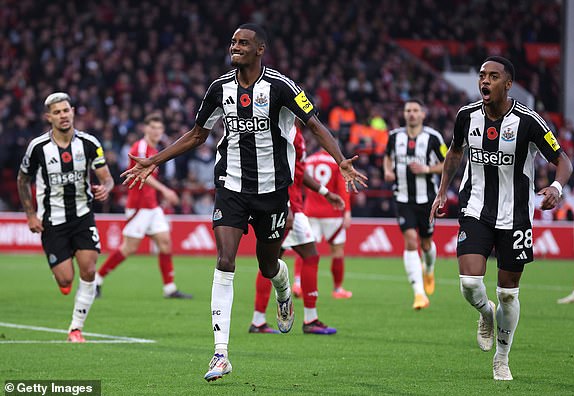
left=0, top=340, right=147, bottom=344
left=0, top=322, right=156, bottom=344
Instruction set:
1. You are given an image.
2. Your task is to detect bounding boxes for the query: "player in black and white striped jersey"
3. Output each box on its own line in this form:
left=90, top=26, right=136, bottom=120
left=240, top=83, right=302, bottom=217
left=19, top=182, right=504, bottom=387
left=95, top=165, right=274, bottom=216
left=384, top=99, right=446, bottom=310
left=122, top=24, right=367, bottom=382
left=17, top=92, right=115, bottom=343
left=431, top=56, right=572, bottom=380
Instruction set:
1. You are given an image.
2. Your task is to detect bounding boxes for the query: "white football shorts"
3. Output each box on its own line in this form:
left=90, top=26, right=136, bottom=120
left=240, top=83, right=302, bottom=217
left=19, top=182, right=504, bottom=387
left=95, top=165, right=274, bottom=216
left=308, top=217, right=346, bottom=245
left=282, top=212, right=316, bottom=249
left=123, top=207, right=170, bottom=239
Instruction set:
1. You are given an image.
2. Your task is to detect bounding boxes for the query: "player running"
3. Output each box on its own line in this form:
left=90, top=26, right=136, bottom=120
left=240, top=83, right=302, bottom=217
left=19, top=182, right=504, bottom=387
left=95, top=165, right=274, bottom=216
left=95, top=113, right=192, bottom=299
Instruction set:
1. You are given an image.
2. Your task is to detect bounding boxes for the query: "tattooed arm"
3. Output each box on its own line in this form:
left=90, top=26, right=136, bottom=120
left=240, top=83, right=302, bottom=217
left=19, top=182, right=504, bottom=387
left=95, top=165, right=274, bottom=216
left=17, top=170, right=43, bottom=233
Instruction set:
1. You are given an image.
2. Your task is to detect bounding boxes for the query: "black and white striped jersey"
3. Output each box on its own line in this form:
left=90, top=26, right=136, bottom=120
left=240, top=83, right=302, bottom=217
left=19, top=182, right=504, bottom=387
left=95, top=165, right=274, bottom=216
left=195, top=66, right=318, bottom=194
left=385, top=126, right=447, bottom=204
left=453, top=99, right=562, bottom=229
left=20, top=130, right=107, bottom=226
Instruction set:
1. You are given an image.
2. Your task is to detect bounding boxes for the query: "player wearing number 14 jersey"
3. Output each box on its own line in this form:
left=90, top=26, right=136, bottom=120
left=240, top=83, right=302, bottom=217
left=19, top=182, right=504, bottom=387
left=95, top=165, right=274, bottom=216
left=431, top=57, right=572, bottom=381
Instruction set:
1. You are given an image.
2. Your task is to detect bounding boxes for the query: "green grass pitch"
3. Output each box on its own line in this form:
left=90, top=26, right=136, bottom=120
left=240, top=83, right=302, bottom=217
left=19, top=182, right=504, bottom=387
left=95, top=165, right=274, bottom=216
left=1, top=254, right=573, bottom=395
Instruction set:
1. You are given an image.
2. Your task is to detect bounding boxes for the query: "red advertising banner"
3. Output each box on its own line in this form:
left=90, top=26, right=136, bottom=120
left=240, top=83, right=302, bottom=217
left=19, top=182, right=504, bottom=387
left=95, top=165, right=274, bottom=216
left=395, top=39, right=558, bottom=67
left=0, top=213, right=572, bottom=259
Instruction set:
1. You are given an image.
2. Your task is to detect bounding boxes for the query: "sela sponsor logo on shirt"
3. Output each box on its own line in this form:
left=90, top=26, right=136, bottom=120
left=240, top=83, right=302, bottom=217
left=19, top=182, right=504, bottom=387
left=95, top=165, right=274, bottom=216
left=49, top=170, right=85, bottom=186
left=469, top=147, right=514, bottom=166
left=395, top=155, right=427, bottom=166
left=223, top=116, right=270, bottom=133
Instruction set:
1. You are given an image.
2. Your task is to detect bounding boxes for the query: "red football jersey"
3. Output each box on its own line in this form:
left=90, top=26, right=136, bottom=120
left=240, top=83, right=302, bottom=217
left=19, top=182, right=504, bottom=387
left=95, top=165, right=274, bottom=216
left=304, top=150, right=350, bottom=218
left=288, top=126, right=306, bottom=213
left=125, top=139, right=159, bottom=209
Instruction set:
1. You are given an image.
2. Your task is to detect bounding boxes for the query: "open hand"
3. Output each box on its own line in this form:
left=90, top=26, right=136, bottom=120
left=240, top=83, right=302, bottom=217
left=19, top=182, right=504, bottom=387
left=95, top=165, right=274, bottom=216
left=121, top=154, right=157, bottom=190
left=339, top=156, right=368, bottom=193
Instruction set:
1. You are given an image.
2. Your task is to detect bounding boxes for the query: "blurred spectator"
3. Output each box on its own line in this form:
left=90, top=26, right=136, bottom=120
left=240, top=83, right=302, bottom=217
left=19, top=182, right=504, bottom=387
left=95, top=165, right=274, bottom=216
left=0, top=0, right=569, bottom=219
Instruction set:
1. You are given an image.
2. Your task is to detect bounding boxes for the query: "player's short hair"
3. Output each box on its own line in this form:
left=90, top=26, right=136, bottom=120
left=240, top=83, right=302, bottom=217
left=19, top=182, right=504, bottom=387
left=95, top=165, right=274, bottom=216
left=238, top=23, right=267, bottom=45
left=484, top=56, right=515, bottom=81
left=404, top=98, right=425, bottom=109
left=44, top=92, right=72, bottom=110
left=144, top=113, right=163, bottom=125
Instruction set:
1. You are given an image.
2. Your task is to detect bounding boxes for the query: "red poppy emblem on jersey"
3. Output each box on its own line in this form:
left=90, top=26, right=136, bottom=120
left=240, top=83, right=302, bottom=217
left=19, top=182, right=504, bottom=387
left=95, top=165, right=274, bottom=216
left=61, top=152, right=72, bottom=163
left=487, top=127, right=498, bottom=140
left=408, top=140, right=416, bottom=150
left=240, top=94, right=251, bottom=107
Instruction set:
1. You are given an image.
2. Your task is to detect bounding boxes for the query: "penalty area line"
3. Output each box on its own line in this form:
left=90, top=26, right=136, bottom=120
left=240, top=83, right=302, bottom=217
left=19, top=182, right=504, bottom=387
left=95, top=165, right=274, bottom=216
left=0, top=322, right=156, bottom=344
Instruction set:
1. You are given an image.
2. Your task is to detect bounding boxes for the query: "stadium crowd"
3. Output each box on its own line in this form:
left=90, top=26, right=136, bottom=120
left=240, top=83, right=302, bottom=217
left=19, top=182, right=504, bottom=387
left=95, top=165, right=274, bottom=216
left=1, top=0, right=572, bottom=218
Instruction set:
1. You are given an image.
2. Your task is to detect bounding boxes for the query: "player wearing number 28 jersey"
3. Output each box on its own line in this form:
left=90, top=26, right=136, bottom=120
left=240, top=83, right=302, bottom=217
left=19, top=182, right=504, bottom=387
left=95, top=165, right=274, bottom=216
left=431, top=56, right=572, bottom=381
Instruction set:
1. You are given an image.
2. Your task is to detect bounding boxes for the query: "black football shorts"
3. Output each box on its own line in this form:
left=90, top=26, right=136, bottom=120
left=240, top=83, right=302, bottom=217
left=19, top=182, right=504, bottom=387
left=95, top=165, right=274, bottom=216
left=212, top=187, right=289, bottom=243
left=41, top=213, right=101, bottom=268
left=456, top=216, right=533, bottom=272
left=396, top=202, right=434, bottom=238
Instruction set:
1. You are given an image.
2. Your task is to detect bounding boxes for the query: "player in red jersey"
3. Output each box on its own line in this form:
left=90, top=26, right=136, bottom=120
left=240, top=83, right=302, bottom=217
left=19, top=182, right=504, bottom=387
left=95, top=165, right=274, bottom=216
left=249, top=125, right=344, bottom=334
left=95, top=114, right=192, bottom=299
left=304, top=148, right=353, bottom=299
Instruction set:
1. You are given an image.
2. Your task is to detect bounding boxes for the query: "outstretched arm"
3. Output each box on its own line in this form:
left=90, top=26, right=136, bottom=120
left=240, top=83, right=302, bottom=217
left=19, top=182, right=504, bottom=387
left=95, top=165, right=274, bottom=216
left=303, top=171, right=345, bottom=210
left=538, top=151, right=573, bottom=210
left=17, top=170, right=43, bottom=233
left=122, top=125, right=210, bottom=189
left=306, top=116, right=368, bottom=192
left=430, top=146, right=464, bottom=222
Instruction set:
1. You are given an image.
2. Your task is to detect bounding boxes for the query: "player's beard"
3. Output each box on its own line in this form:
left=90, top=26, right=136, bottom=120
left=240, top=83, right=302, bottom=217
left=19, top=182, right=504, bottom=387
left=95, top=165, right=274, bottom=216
left=230, top=59, right=244, bottom=68
left=56, top=124, right=73, bottom=134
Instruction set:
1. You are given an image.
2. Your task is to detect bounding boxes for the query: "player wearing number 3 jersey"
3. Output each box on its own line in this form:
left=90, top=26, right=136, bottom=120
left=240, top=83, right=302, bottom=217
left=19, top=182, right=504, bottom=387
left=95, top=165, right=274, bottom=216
left=431, top=57, right=572, bottom=381
left=17, top=92, right=115, bottom=343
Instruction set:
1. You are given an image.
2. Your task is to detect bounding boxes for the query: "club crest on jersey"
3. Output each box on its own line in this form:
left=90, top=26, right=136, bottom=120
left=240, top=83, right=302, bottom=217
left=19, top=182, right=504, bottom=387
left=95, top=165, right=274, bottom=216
left=501, top=127, right=515, bottom=142
left=74, top=151, right=85, bottom=162
left=213, top=209, right=222, bottom=221
left=254, top=92, right=268, bottom=107
left=458, top=231, right=467, bottom=243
